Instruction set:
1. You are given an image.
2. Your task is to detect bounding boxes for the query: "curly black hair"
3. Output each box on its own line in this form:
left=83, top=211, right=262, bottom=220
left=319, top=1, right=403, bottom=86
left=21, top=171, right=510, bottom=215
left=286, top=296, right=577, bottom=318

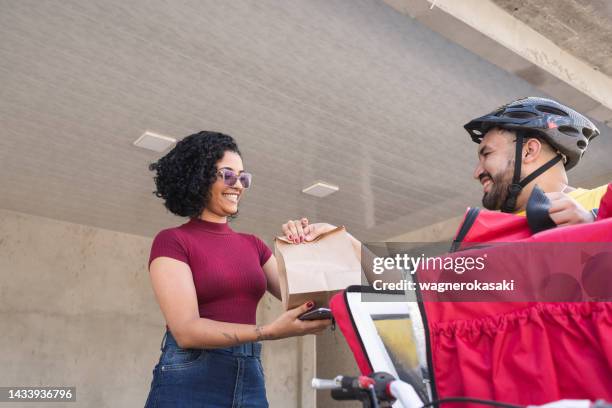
left=149, top=131, right=241, bottom=218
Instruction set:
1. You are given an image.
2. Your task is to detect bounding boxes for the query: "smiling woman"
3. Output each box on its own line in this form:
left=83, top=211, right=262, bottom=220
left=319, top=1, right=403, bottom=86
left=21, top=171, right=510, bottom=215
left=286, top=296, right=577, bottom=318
left=144, top=131, right=331, bottom=408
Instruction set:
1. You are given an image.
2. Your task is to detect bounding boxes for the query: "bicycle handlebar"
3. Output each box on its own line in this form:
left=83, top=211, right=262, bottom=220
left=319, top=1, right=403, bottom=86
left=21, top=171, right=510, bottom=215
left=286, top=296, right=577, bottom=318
left=312, top=373, right=612, bottom=408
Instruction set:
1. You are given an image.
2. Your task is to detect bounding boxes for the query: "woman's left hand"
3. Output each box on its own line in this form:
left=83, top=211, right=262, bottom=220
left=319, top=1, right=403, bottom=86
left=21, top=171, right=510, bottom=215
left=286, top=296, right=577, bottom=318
left=281, top=218, right=335, bottom=244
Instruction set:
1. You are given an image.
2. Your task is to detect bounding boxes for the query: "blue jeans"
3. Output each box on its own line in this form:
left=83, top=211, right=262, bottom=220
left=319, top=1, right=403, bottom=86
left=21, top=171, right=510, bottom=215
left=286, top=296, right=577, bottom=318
left=144, top=330, right=268, bottom=408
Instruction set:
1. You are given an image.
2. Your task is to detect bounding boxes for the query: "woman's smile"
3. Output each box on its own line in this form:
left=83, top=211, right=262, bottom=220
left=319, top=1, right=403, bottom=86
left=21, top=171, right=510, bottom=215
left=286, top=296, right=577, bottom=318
left=222, top=191, right=240, bottom=204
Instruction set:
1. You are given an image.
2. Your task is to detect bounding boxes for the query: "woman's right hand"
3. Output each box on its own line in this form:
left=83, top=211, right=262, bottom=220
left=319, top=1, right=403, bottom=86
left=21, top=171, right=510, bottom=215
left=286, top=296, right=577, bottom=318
left=265, top=302, right=331, bottom=339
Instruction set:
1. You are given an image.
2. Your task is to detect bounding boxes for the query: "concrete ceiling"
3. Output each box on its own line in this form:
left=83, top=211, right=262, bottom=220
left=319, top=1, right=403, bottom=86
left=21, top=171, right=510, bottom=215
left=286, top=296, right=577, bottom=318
left=493, top=0, right=612, bottom=77
left=1, top=0, right=611, bottom=243
left=384, top=0, right=612, bottom=125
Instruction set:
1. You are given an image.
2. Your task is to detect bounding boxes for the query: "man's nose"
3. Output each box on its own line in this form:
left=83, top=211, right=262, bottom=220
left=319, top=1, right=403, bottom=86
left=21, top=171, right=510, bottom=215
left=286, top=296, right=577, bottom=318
left=473, top=163, right=484, bottom=181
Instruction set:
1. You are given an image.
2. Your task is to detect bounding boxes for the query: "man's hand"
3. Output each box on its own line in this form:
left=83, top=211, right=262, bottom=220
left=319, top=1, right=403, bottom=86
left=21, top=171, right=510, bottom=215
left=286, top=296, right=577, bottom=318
left=281, top=218, right=336, bottom=243
left=546, top=192, right=595, bottom=226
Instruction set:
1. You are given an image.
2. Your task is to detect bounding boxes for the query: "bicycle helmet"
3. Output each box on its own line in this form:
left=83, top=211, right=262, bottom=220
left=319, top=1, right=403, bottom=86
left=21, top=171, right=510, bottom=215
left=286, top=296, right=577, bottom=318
left=464, top=97, right=599, bottom=212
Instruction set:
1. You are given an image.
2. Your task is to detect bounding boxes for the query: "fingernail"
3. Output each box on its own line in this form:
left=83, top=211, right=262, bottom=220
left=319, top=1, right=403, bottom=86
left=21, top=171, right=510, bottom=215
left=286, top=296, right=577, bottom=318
left=306, top=301, right=314, bottom=308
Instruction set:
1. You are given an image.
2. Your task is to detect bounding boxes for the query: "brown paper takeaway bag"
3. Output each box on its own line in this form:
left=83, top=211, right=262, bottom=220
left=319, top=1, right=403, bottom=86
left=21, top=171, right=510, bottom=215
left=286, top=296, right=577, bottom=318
left=274, top=226, right=362, bottom=310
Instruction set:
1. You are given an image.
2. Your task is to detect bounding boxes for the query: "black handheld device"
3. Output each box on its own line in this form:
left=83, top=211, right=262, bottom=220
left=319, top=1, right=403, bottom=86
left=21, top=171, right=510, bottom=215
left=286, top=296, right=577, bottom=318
left=299, top=307, right=332, bottom=321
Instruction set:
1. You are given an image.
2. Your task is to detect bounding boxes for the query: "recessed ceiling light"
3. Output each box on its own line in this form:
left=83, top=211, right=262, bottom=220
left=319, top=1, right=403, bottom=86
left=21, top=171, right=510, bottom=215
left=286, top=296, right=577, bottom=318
left=302, top=181, right=339, bottom=197
left=133, top=131, right=176, bottom=152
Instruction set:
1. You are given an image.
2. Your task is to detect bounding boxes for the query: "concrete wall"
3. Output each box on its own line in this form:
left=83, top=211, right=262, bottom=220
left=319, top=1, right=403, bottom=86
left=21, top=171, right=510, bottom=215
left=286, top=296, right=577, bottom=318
left=0, top=208, right=311, bottom=407
left=316, top=329, right=361, bottom=408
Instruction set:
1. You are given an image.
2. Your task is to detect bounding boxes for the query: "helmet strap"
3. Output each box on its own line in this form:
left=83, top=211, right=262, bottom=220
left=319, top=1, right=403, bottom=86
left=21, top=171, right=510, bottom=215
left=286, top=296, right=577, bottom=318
left=500, top=132, right=563, bottom=213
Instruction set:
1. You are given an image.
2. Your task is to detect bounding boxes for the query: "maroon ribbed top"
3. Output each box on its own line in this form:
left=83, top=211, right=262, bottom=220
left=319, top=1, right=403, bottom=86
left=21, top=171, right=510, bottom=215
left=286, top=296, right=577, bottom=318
left=149, top=218, right=272, bottom=324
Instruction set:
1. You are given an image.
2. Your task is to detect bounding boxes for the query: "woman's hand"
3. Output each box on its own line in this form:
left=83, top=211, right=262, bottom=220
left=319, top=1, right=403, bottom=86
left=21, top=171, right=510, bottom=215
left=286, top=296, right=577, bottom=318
left=259, top=302, right=331, bottom=340
left=281, top=218, right=336, bottom=244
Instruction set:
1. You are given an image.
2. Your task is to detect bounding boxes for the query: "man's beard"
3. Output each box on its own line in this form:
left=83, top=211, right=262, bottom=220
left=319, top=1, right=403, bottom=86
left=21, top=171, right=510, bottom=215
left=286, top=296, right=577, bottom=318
left=481, top=166, right=514, bottom=210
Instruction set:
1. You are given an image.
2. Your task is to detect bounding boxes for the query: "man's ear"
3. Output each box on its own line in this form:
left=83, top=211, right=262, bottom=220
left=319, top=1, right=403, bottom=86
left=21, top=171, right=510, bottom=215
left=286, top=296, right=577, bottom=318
left=522, top=138, right=542, bottom=164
